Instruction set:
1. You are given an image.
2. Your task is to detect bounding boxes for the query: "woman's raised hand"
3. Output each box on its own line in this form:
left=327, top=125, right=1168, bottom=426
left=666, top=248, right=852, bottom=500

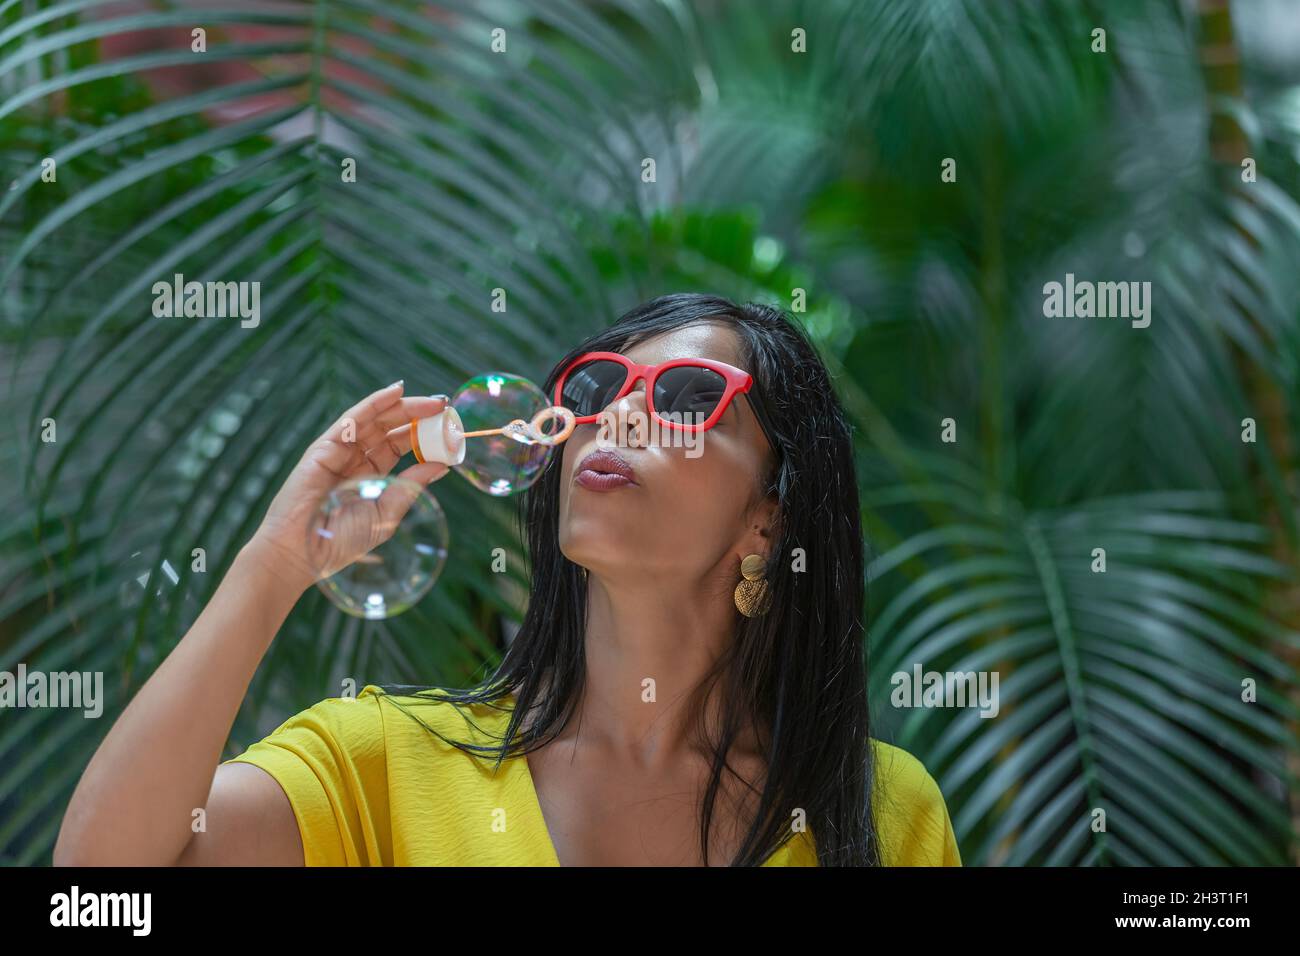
left=247, top=382, right=451, bottom=595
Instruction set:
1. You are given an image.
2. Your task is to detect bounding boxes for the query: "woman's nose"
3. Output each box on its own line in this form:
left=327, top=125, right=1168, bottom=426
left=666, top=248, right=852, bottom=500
left=606, top=380, right=649, bottom=447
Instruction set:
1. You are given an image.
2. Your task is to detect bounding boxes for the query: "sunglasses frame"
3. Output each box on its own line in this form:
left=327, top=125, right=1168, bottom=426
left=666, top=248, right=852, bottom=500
left=553, top=351, right=757, bottom=434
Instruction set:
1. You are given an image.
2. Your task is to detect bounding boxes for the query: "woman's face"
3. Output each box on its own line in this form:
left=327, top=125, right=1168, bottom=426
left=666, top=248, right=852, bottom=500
left=557, top=321, right=777, bottom=585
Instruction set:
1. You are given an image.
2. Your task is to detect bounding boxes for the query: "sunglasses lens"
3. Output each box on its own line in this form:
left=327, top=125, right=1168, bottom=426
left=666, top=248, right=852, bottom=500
left=559, top=359, right=628, bottom=417
left=654, top=366, right=727, bottom=427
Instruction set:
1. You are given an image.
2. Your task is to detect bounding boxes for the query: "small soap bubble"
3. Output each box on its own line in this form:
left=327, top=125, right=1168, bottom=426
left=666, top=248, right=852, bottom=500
left=307, top=475, right=448, bottom=619
left=499, top=412, right=571, bottom=446
left=117, top=551, right=202, bottom=643
left=451, top=372, right=561, bottom=495
left=119, top=551, right=183, bottom=615
left=501, top=419, right=537, bottom=445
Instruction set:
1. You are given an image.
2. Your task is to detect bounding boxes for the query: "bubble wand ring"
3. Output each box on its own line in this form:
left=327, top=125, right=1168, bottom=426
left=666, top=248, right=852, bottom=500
left=463, top=405, right=577, bottom=445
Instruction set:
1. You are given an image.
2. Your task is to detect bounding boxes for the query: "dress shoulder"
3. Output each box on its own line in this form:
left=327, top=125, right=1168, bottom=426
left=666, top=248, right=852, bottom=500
left=870, top=739, right=962, bottom=866
left=365, top=684, right=519, bottom=749
left=221, top=684, right=390, bottom=864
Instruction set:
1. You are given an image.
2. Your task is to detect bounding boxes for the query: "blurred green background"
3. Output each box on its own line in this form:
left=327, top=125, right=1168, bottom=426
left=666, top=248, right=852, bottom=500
left=3, top=0, right=1300, bottom=865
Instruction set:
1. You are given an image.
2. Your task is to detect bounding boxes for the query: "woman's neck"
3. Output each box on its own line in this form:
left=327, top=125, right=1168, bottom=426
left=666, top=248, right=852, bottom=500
left=562, top=569, right=762, bottom=770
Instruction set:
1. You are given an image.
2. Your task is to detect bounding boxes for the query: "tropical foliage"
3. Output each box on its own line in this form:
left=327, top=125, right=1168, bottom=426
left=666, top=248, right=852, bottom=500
left=2, top=0, right=1298, bottom=865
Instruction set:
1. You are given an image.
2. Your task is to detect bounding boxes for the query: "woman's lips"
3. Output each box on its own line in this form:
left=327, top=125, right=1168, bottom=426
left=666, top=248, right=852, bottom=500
left=574, top=449, right=638, bottom=491
left=575, top=470, right=635, bottom=491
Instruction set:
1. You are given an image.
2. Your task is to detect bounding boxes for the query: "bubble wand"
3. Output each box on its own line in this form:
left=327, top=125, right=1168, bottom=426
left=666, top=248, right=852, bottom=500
left=410, top=405, right=576, bottom=465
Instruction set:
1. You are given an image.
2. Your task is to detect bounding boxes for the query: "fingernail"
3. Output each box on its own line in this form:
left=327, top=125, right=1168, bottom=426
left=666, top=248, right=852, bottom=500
left=389, top=379, right=404, bottom=388
left=431, top=393, right=449, bottom=402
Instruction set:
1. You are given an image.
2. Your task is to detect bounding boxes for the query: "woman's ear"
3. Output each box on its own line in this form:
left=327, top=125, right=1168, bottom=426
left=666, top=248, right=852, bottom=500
left=745, top=491, right=780, bottom=546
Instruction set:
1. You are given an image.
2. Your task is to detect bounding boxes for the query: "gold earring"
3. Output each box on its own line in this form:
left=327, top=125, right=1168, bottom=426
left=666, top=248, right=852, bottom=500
left=734, top=553, right=771, bottom=618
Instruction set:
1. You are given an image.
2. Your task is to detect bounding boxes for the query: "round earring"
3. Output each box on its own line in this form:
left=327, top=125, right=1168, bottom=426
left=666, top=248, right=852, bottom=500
left=734, top=553, right=771, bottom=618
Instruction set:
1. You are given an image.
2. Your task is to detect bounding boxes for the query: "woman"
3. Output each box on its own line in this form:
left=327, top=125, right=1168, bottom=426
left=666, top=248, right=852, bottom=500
left=54, top=293, right=961, bottom=867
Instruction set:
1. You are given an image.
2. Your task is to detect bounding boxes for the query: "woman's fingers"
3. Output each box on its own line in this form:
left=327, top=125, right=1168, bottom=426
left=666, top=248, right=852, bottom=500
left=359, top=397, right=449, bottom=474
left=369, top=394, right=446, bottom=436
left=360, top=422, right=415, bottom=475
left=302, top=383, right=406, bottom=482
left=397, top=460, right=451, bottom=485
left=304, top=435, right=362, bottom=480
left=353, top=392, right=445, bottom=440
left=313, top=386, right=447, bottom=477
left=377, top=461, right=450, bottom=527
left=255, top=386, right=453, bottom=587
left=353, top=395, right=447, bottom=462
left=325, top=380, right=406, bottom=444
left=323, top=382, right=440, bottom=439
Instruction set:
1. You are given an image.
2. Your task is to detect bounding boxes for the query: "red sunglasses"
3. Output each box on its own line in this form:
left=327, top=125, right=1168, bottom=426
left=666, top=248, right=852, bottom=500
left=553, top=351, right=780, bottom=450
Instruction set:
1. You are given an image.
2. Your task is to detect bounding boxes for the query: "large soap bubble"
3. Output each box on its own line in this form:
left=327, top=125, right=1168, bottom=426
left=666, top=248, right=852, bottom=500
left=307, top=475, right=449, bottom=619
left=307, top=372, right=573, bottom=619
left=450, top=372, right=565, bottom=495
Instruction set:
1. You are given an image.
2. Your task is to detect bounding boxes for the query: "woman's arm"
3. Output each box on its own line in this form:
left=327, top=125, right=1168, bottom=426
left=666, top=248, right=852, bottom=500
left=52, top=384, right=449, bottom=866
left=54, top=542, right=307, bottom=866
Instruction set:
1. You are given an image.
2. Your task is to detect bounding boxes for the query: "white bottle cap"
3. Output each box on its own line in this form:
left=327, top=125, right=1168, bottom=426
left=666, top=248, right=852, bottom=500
left=410, top=406, right=466, bottom=466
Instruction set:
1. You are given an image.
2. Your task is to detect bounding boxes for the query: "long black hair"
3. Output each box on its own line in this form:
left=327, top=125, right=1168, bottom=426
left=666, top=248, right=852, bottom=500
left=381, top=292, right=877, bottom=866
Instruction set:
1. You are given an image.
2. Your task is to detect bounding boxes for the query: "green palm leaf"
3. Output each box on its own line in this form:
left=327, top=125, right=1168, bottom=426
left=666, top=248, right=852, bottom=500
left=3, top=0, right=1298, bottom=867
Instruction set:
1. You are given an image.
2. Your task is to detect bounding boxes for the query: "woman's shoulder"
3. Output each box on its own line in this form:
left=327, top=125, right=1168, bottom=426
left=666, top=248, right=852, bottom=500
left=233, top=684, right=388, bottom=753
left=869, top=739, right=963, bottom=866
left=360, top=683, right=520, bottom=747
left=235, top=683, right=512, bottom=753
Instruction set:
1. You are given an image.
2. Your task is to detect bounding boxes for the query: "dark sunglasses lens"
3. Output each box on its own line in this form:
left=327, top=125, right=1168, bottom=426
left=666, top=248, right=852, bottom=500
left=559, top=359, right=628, bottom=416
left=654, top=366, right=727, bottom=426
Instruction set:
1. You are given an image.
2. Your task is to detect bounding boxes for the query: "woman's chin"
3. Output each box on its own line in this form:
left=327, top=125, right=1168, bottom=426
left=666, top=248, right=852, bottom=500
left=557, top=534, right=623, bottom=576
left=559, top=512, right=631, bottom=549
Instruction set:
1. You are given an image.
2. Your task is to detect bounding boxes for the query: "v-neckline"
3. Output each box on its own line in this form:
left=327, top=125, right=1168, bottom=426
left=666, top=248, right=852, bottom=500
left=517, top=743, right=564, bottom=867
left=503, top=692, right=793, bottom=867
left=504, top=692, right=563, bottom=866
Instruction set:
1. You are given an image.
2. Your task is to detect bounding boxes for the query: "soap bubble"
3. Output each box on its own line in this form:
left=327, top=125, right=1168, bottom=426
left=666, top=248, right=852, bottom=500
left=118, top=550, right=201, bottom=633
left=119, top=551, right=181, bottom=612
left=451, top=372, right=562, bottom=495
left=499, top=405, right=576, bottom=447
left=307, top=475, right=449, bottom=619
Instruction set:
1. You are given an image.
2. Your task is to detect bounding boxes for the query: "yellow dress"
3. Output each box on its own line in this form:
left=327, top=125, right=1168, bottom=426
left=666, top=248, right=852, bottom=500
left=223, top=684, right=962, bottom=866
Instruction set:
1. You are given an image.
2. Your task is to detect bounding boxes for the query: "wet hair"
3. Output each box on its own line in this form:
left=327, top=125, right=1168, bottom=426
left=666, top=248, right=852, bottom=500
left=381, top=292, right=878, bottom=865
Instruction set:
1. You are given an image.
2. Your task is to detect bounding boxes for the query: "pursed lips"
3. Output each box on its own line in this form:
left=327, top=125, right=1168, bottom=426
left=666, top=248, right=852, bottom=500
left=574, top=449, right=638, bottom=489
